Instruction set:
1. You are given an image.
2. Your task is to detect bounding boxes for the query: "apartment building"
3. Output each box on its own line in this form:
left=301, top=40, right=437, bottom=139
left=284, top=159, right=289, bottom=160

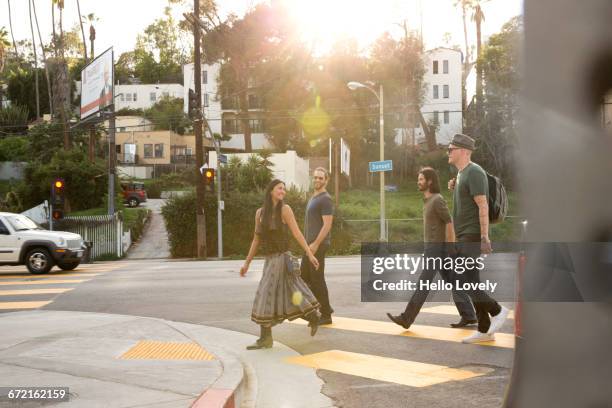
left=183, top=62, right=272, bottom=150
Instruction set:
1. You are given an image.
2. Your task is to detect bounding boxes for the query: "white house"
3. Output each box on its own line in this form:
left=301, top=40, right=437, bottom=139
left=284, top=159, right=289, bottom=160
left=183, top=62, right=273, bottom=151
left=104, top=116, right=154, bottom=133
left=413, top=47, right=468, bottom=146
left=115, top=83, right=184, bottom=111
left=208, top=150, right=310, bottom=192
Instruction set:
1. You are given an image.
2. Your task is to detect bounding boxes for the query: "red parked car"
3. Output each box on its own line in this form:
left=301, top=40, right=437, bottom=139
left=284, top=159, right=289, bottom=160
left=121, top=182, right=147, bottom=207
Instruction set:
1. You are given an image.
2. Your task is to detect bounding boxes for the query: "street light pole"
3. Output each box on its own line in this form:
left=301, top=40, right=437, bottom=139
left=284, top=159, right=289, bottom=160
left=347, top=81, right=386, bottom=241
left=378, top=84, right=385, bottom=241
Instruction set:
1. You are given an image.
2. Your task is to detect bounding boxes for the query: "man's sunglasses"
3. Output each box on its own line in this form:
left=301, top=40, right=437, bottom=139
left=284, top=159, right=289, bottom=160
left=447, top=147, right=461, bottom=154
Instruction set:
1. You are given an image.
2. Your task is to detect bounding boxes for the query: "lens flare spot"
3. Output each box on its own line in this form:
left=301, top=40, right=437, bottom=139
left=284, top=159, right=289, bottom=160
left=292, top=291, right=303, bottom=306
left=301, top=105, right=330, bottom=137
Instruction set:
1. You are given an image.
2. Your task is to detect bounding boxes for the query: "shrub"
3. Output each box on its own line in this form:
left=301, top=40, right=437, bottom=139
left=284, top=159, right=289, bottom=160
left=19, top=149, right=107, bottom=211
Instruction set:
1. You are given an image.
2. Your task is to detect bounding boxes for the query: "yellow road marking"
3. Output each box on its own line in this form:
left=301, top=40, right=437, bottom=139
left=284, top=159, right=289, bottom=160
left=119, top=341, right=216, bottom=360
left=0, top=279, right=87, bottom=286
left=0, top=301, right=52, bottom=309
left=0, top=288, right=74, bottom=296
left=421, top=305, right=515, bottom=319
left=0, top=273, right=100, bottom=279
left=290, top=316, right=514, bottom=349
left=286, top=350, right=493, bottom=387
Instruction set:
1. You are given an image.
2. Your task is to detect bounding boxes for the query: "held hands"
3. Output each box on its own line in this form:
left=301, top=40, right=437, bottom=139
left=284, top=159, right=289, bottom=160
left=480, top=236, right=493, bottom=255
left=448, top=178, right=456, bottom=191
left=308, top=253, right=320, bottom=270
left=240, top=263, right=249, bottom=277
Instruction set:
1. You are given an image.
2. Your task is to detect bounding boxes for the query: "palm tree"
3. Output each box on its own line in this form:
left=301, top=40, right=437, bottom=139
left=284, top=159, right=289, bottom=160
left=83, top=13, right=99, bottom=60
left=28, top=0, right=41, bottom=120
left=75, top=0, right=88, bottom=61
left=471, top=2, right=486, bottom=108
left=7, top=0, right=18, bottom=56
left=0, top=27, right=10, bottom=74
left=32, top=0, right=54, bottom=116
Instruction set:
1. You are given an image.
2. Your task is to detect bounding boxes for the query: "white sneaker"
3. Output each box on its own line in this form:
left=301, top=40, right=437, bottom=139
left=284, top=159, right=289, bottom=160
left=462, top=331, right=495, bottom=344
left=487, top=306, right=510, bottom=334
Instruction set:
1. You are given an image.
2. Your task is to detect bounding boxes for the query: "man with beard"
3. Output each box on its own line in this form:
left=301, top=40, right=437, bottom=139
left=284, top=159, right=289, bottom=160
left=387, top=167, right=477, bottom=329
left=301, top=167, right=334, bottom=325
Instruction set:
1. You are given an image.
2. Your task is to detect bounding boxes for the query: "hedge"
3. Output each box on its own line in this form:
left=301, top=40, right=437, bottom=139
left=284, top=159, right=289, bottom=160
left=161, top=189, right=352, bottom=258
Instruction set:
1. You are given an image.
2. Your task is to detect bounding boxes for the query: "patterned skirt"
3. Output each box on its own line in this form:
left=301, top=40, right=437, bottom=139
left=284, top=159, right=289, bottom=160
left=251, top=253, right=320, bottom=327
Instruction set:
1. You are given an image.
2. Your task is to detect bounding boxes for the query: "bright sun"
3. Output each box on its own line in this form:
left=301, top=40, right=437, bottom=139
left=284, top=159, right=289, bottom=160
left=282, top=0, right=392, bottom=54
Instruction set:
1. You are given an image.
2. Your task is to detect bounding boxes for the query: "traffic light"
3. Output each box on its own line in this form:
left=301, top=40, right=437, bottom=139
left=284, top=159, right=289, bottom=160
left=203, top=168, right=215, bottom=193
left=51, top=178, right=65, bottom=220
left=188, top=89, right=198, bottom=119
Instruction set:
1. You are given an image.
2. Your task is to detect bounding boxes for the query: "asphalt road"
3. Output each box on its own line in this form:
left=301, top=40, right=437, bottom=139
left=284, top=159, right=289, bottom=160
left=19, top=255, right=517, bottom=408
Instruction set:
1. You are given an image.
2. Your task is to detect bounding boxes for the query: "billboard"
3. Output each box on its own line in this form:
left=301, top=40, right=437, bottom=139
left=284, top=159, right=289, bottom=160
left=80, top=47, right=114, bottom=119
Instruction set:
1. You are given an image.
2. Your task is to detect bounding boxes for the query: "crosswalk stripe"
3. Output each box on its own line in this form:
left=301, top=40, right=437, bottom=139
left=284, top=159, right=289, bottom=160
left=289, top=316, right=514, bottom=349
left=421, top=305, right=515, bottom=319
left=286, top=350, right=494, bottom=387
left=0, top=288, right=74, bottom=296
left=0, top=273, right=100, bottom=279
left=0, top=279, right=87, bottom=286
left=0, top=301, right=52, bottom=310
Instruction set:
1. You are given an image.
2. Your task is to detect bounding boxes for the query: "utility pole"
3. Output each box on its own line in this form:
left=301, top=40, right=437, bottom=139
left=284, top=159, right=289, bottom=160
left=88, top=25, right=96, bottom=162
left=193, top=0, right=207, bottom=258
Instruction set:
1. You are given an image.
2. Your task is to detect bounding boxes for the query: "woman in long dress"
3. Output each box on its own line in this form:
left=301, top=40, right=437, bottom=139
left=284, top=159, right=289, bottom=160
left=240, top=179, right=322, bottom=350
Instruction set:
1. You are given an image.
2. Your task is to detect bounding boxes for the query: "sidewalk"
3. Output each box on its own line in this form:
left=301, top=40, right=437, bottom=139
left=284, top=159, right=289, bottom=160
left=0, top=311, right=334, bottom=408
left=127, top=199, right=170, bottom=260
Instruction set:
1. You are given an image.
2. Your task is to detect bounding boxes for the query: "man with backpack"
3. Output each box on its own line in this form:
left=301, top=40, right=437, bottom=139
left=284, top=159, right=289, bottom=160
left=447, top=133, right=509, bottom=343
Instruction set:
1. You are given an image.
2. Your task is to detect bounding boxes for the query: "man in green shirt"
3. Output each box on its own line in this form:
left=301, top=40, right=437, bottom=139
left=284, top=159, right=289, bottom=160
left=448, top=133, right=509, bottom=344
left=386, top=167, right=476, bottom=329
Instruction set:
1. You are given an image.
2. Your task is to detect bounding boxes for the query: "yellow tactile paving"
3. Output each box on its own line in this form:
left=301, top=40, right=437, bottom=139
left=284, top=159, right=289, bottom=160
left=0, top=279, right=87, bottom=286
left=289, top=316, right=514, bottom=349
left=0, top=273, right=100, bottom=279
left=421, top=305, right=515, bottom=319
left=119, top=341, right=216, bottom=361
left=286, top=350, right=494, bottom=387
left=0, top=301, right=52, bottom=310
left=0, top=288, right=74, bottom=296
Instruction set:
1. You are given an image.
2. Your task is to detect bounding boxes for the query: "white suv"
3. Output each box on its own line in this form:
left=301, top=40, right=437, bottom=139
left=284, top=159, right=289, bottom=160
left=0, top=212, right=84, bottom=274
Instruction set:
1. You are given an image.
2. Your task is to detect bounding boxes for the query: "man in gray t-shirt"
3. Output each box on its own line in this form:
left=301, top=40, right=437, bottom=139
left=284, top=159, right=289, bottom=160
left=301, top=167, right=334, bottom=324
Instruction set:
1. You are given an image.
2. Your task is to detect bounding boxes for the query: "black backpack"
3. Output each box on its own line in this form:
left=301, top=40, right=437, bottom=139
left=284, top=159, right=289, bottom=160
left=487, top=173, right=508, bottom=224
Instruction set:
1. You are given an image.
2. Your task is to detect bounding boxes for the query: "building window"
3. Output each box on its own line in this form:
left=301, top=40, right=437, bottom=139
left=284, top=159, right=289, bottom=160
left=162, top=91, right=169, bottom=98
left=443, top=84, right=449, bottom=98
left=444, top=110, right=450, bottom=124
left=120, top=94, right=125, bottom=101
left=443, top=60, right=449, bottom=74
left=118, top=127, right=126, bottom=132
left=154, top=143, right=164, bottom=158
left=186, top=147, right=193, bottom=156
left=433, top=111, right=439, bottom=125
left=133, top=93, right=137, bottom=101
left=150, top=92, right=156, bottom=102
left=249, top=119, right=264, bottom=133
left=433, top=85, right=439, bottom=99
left=144, top=144, right=153, bottom=158
left=126, top=93, right=132, bottom=102
left=203, top=93, right=209, bottom=107
left=116, top=145, right=121, bottom=154
left=433, top=60, right=439, bottom=74
left=202, top=70, right=208, bottom=84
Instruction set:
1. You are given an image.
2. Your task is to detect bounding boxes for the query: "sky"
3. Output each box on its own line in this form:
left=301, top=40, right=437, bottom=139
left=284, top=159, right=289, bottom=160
left=1, top=0, right=523, bottom=59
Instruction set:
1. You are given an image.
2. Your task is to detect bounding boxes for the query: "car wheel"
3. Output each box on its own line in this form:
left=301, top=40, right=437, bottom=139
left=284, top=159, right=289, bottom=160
left=57, top=261, right=80, bottom=271
left=25, top=248, right=54, bottom=274
left=128, top=198, right=139, bottom=207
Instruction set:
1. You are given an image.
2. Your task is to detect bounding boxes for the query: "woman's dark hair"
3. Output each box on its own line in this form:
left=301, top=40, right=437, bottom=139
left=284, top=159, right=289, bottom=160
left=419, top=167, right=441, bottom=194
left=261, top=179, right=285, bottom=231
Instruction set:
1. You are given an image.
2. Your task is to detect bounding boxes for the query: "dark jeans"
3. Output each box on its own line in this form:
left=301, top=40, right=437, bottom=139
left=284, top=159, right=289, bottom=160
left=301, top=244, right=333, bottom=317
left=455, top=234, right=502, bottom=333
left=401, top=246, right=476, bottom=325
